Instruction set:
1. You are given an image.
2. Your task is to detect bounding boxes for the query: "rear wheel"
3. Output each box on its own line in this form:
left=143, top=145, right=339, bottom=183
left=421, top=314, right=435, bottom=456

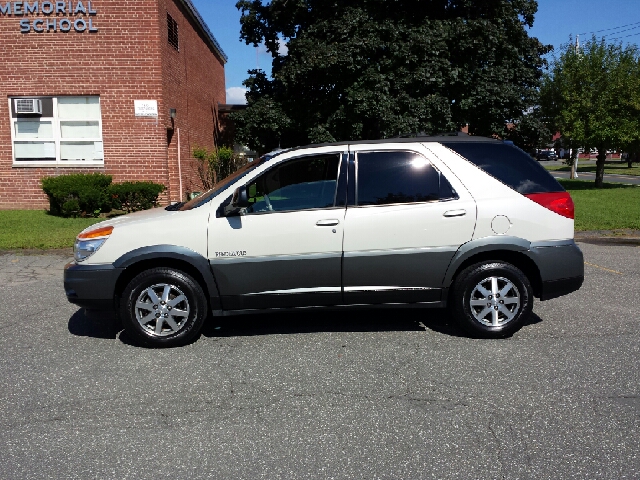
left=120, top=267, right=207, bottom=347
left=450, top=261, right=533, bottom=338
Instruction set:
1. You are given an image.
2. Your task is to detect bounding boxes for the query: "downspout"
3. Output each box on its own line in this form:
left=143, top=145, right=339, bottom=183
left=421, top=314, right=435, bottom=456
left=177, top=127, right=183, bottom=202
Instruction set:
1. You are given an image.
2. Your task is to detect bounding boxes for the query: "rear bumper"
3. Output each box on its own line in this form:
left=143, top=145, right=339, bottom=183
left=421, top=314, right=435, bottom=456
left=540, top=275, right=584, bottom=301
left=64, top=262, right=122, bottom=310
left=526, top=240, right=584, bottom=300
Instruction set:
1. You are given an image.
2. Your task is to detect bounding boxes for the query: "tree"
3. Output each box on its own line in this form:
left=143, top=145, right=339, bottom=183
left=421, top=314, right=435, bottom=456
left=504, top=107, right=552, bottom=154
left=541, top=38, right=640, bottom=187
left=232, top=0, right=551, bottom=154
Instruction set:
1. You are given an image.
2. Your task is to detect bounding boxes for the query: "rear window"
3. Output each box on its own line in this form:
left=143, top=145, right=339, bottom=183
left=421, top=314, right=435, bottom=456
left=443, top=143, right=564, bottom=194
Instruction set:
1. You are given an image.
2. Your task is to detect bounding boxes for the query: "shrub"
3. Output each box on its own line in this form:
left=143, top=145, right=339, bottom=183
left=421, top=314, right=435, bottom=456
left=41, top=173, right=112, bottom=218
left=108, top=181, right=166, bottom=213
left=192, top=146, right=248, bottom=191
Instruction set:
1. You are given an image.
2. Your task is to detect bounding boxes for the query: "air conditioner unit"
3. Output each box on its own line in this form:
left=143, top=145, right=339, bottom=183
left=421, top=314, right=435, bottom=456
left=14, top=98, right=42, bottom=115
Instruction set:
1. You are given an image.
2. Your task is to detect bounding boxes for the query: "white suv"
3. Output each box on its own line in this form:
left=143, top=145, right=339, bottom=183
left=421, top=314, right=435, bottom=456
left=64, top=136, right=584, bottom=347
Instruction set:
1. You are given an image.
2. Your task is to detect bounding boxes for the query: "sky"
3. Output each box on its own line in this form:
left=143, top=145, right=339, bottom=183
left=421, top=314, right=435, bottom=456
left=192, top=0, right=640, bottom=105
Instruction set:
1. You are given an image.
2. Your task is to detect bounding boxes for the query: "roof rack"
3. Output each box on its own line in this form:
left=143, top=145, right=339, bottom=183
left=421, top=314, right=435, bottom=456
left=394, top=131, right=469, bottom=138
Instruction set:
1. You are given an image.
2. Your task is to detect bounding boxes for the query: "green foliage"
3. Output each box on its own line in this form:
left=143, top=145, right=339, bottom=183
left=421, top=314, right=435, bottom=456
left=541, top=38, right=640, bottom=187
left=41, top=173, right=113, bottom=218
left=108, top=182, right=166, bottom=213
left=233, top=0, right=550, bottom=153
left=505, top=107, right=552, bottom=153
left=192, top=146, right=248, bottom=191
left=41, top=174, right=166, bottom=217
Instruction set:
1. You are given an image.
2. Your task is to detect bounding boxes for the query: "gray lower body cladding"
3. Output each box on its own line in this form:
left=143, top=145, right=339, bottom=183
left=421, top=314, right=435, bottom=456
left=525, top=241, right=584, bottom=300
left=210, top=248, right=453, bottom=310
left=64, top=262, right=121, bottom=309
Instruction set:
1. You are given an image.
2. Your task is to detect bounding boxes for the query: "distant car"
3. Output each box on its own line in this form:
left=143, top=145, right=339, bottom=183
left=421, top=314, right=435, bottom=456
left=537, top=150, right=558, bottom=161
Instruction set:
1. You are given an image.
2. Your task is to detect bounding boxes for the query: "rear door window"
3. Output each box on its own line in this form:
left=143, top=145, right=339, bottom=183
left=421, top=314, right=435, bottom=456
left=443, top=142, right=564, bottom=194
left=356, top=151, right=455, bottom=206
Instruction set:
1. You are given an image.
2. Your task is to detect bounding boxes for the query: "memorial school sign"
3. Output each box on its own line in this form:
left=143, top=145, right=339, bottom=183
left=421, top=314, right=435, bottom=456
left=0, top=1, right=99, bottom=33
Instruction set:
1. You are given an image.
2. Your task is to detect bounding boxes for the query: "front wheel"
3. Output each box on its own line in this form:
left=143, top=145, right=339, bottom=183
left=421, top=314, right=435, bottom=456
left=120, top=267, right=207, bottom=347
left=450, top=261, right=533, bottom=338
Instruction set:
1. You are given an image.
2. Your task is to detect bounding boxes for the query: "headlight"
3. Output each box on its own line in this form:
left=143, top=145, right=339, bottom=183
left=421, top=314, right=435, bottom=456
left=74, top=226, right=114, bottom=262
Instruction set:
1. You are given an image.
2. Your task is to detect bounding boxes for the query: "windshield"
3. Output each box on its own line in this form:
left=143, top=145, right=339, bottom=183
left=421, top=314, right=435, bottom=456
left=176, top=154, right=274, bottom=211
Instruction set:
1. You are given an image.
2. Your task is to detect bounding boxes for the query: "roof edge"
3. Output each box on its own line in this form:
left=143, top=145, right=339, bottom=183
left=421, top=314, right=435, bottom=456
left=176, top=0, right=228, bottom=63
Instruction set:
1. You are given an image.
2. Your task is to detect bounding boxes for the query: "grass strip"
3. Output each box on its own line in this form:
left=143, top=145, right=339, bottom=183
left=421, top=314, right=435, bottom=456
left=0, top=210, right=102, bottom=250
left=559, top=179, right=640, bottom=231
left=546, top=162, right=640, bottom=176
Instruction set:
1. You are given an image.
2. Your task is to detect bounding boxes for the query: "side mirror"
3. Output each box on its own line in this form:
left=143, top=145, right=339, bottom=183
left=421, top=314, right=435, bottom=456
left=224, top=186, right=250, bottom=216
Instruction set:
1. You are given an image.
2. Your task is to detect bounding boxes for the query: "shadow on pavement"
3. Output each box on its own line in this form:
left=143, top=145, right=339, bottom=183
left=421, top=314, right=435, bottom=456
left=68, top=308, right=122, bottom=340
left=68, top=307, right=544, bottom=345
left=201, top=308, right=483, bottom=339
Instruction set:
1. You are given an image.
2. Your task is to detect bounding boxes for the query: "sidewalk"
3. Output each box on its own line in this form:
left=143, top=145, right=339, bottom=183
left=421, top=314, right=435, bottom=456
left=0, top=249, right=72, bottom=286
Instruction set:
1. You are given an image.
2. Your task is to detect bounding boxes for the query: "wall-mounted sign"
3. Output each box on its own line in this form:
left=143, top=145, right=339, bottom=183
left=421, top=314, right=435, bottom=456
left=0, top=1, right=99, bottom=33
left=134, top=100, right=158, bottom=118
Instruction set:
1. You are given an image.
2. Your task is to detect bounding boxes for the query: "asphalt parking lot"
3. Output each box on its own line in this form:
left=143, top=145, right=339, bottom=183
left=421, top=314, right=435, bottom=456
left=1, top=242, right=639, bottom=479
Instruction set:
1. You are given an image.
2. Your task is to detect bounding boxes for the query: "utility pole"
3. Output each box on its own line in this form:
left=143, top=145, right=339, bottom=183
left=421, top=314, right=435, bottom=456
left=570, top=35, right=580, bottom=179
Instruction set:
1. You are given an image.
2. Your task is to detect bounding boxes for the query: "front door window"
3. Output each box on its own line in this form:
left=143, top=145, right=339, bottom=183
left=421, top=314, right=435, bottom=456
left=245, top=154, right=340, bottom=213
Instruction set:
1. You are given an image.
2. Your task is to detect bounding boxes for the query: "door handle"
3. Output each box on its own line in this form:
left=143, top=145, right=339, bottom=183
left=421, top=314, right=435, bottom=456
left=316, top=219, right=340, bottom=226
left=443, top=209, right=466, bottom=217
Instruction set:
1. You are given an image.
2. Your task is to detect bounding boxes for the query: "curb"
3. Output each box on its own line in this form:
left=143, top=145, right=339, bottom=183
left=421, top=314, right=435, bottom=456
left=0, top=248, right=73, bottom=257
left=575, top=230, right=640, bottom=246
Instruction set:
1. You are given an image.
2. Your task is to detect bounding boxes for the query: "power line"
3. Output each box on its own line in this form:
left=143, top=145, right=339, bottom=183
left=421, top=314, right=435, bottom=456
left=602, top=24, right=640, bottom=37
left=577, top=20, right=640, bottom=36
left=608, top=31, right=640, bottom=41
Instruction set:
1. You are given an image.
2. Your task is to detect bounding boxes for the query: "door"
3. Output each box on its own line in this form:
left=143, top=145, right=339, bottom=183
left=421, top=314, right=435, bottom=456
left=342, top=146, right=476, bottom=304
left=208, top=148, right=346, bottom=311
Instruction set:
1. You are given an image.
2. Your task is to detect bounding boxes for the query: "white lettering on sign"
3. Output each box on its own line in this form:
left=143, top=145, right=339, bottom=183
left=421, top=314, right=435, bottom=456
left=134, top=100, right=158, bottom=117
left=1, top=1, right=99, bottom=33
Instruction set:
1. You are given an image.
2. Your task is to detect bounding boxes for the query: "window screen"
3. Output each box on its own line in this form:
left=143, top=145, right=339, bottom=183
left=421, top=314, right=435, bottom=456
left=444, top=142, right=564, bottom=194
left=245, top=154, right=340, bottom=213
left=167, top=13, right=179, bottom=50
left=356, top=151, right=441, bottom=206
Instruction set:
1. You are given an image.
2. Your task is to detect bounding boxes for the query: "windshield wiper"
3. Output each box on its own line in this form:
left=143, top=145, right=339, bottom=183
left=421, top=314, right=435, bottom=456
left=165, top=202, right=185, bottom=211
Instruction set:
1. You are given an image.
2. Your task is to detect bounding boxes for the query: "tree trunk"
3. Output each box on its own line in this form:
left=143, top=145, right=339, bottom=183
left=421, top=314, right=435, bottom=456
left=569, top=146, right=578, bottom=179
left=595, top=147, right=607, bottom=188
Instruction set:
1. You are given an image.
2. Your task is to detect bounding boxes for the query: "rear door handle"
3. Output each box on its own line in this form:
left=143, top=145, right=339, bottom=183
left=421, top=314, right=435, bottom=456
left=316, top=219, right=340, bottom=226
left=443, top=209, right=466, bottom=217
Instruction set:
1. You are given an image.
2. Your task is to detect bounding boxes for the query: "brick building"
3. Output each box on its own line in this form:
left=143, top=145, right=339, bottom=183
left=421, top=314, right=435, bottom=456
left=0, top=0, right=227, bottom=209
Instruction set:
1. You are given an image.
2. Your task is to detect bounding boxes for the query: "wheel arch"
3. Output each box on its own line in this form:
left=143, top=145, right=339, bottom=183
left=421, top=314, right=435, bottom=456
left=113, top=246, right=220, bottom=309
left=444, top=238, right=543, bottom=298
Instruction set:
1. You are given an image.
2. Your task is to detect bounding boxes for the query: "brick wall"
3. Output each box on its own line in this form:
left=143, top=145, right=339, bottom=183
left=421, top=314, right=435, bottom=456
left=0, top=0, right=226, bottom=209
left=159, top=0, right=226, bottom=201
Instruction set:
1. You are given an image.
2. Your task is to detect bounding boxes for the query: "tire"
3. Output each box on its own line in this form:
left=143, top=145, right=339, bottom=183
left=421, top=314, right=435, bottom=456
left=450, top=261, right=533, bottom=338
left=119, top=267, right=207, bottom=347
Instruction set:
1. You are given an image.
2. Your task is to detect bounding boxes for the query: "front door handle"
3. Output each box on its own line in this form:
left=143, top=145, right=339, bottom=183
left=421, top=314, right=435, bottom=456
left=443, top=209, right=466, bottom=217
left=316, top=219, right=340, bottom=226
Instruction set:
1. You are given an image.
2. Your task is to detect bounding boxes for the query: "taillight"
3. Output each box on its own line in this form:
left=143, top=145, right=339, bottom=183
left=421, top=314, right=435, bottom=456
left=525, top=192, right=575, bottom=219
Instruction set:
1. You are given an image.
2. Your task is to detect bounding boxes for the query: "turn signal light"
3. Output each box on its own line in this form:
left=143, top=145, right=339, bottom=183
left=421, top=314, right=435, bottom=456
left=525, top=192, right=575, bottom=219
left=78, top=226, right=114, bottom=239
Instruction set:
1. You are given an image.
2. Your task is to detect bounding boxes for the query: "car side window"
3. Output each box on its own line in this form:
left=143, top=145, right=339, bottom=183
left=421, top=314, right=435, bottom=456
left=356, top=151, right=455, bottom=206
left=245, top=153, right=341, bottom=213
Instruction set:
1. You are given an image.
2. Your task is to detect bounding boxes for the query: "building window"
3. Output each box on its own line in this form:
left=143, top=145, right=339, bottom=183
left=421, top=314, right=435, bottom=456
left=167, top=13, right=179, bottom=50
left=10, top=96, right=104, bottom=166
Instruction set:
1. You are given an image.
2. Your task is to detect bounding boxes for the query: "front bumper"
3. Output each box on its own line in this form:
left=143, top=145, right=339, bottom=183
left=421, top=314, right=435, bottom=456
left=64, top=262, right=122, bottom=310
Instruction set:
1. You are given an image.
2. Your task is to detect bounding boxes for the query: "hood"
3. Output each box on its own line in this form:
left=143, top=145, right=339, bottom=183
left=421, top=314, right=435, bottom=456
left=78, top=207, right=179, bottom=235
